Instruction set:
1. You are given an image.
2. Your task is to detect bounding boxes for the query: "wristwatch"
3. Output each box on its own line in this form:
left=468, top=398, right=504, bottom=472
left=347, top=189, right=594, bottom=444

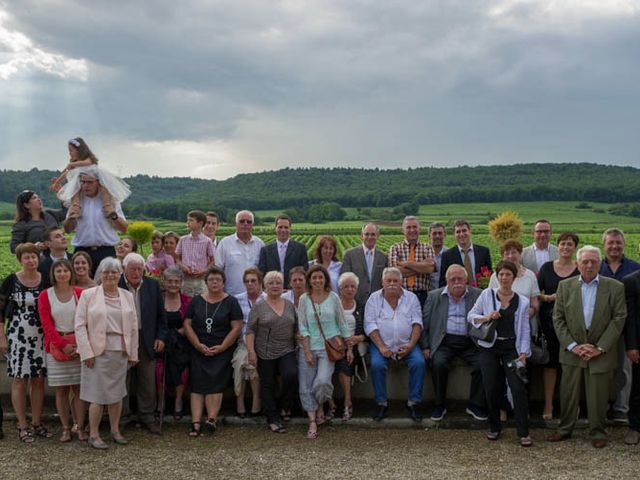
left=108, top=212, right=118, bottom=221
left=596, top=346, right=605, bottom=354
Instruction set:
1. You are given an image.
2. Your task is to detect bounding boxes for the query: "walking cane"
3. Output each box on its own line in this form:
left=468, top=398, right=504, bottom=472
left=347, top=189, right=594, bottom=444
left=159, top=350, right=167, bottom=433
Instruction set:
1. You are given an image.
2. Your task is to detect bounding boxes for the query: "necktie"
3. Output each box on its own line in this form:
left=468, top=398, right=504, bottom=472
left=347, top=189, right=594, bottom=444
left=366, top=250, right=374, bottom=281
left=407, top=243, right=416, bottom=288
left=463, top=248, right=473, bottom=285
left=279, top=244, right=286, bottom=272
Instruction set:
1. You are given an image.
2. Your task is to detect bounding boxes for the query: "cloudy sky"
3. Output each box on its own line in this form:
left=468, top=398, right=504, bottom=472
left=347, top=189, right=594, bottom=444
left=1, top=1, right=639, bottom=179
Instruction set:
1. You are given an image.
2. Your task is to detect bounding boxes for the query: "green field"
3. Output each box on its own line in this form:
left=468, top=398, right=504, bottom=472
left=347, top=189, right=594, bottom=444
left=2, top=201, right=639, bottom=278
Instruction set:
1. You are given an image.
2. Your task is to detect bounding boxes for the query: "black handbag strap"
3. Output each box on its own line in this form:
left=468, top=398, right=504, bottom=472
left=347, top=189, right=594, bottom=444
left=492, top=290, right=497, bottom=311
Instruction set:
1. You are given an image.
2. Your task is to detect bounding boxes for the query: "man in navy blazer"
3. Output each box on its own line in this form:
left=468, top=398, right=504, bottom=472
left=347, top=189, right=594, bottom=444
left=439, top=219, right=492, bottom=287
left=258, top=214, right=308, bottom=288
left=119, top=253, right=168, bottom=434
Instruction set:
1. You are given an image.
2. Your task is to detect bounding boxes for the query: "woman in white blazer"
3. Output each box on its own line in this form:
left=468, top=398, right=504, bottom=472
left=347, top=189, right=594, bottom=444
left=75, top=257, right=138, bottom=449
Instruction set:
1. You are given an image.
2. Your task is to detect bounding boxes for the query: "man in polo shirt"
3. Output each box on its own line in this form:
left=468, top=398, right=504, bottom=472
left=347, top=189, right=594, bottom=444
left=599, top=228, right=640, bottom=424
left=63, top=167, right=127, bottom=276
left=388, top=216, right=436, bottom=307
left=216, top=210, right=265, bottom=296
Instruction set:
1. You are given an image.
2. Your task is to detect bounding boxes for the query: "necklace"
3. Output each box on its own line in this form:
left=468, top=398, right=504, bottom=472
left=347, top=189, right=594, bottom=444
left=204, top=296, right=223, bottom=334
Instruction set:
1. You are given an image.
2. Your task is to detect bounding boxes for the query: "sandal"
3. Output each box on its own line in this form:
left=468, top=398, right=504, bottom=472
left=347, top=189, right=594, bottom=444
left=18, top=427, right=34, bottom=444
left=306, top=421, right=317, bottom=440
left=280, top=410, right=292, bottom=422
left=268, top=422, right=287, bottom=434
left=76, top=426, right=89, bottom=442
left=204, top=418, right=217, bottom=434
left=173, top=410, right=184, bottom=421
left=59, top=427, right=72, bottom=443
left=326, top=405, right=336, bottom=421
left=520, top=436, right=533, bottom=447
left=542, top=411, right=553, bottom=421
left=189, top=422, right=202, bottom=438
left=32, top=424, right=53, bottom=439
left=342, top=406, right=353, bottom=422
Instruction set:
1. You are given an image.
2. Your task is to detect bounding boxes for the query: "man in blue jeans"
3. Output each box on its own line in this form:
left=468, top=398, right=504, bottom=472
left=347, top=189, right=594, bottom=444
left=365, top=267, right=425, bottom=422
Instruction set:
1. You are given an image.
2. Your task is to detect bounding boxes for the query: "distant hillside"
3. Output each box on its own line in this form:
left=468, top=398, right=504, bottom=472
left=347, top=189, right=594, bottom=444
left=2, top=163, right=639, bottom=221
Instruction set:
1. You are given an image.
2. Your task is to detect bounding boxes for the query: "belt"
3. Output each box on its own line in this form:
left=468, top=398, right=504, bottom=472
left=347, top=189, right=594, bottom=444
left=496, top=336, right=515, bottom=341
left=78, top=245, right=112, bottom=251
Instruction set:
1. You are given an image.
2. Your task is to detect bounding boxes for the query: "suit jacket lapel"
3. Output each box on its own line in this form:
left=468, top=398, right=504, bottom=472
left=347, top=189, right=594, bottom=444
left=571, top=278, right=588, bottom=340
left=589, top=281, right=608, bottom=338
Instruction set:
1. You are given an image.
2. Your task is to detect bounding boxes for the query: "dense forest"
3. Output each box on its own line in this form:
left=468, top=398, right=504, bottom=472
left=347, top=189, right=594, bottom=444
left=2, top=163, right=639, bottom=221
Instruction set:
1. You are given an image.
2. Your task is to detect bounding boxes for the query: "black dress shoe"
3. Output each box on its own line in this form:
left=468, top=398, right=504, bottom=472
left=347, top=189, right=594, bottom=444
left=372, top=405, right=389, bottom=421
left=406, top=405, right=422, bottom=423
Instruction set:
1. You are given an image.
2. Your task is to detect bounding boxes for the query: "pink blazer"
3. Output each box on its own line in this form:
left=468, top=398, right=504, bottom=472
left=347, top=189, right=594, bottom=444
left=74, top=286, right=139, bottom=362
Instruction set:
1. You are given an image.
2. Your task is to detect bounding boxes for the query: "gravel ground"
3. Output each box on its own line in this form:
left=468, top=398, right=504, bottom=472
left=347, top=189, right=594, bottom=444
left=0, top=423, right=639, bottom=480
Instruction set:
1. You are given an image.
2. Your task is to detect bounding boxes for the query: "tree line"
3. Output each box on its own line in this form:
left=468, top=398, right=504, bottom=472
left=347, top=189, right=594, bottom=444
left=2, top=163, right=639, bottom=221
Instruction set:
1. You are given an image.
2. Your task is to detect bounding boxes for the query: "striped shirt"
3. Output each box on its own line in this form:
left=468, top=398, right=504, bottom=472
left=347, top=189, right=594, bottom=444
left=388, top=240, right=435, bottom=292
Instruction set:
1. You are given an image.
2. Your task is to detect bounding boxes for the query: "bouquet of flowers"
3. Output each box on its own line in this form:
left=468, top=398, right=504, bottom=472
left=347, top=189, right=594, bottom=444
left=473, top=266, right=492, bottom=289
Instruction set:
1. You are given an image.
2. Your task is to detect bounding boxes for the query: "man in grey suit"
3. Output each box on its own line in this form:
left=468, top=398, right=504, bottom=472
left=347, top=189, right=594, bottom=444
left=421, top=265, right=486, bottom=421
left=522, top=219, right=559, bottom=273
left=258, top=214, right=308, bottom=288
left=341, top=223, right=388, bottom=305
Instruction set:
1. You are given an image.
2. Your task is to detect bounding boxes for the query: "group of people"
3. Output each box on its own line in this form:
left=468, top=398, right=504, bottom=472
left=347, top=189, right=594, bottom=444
left=2, top=141, right=640, bottom=449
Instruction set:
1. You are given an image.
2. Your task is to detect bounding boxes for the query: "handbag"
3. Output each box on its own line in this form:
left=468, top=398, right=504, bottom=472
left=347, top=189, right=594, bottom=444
left=310, top=300, right=346, bottom=362
left=529, top=331, right=550, bottom=365
left=50, top=333, right=77, bottom=362
left=468, top=291, right=497, bottom=342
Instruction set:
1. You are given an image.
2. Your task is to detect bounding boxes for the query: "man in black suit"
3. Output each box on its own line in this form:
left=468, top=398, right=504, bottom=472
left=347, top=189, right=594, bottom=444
left=439, top=219, right=492, bottom=287
left=341, top=222, right=388, bottom=305
left=38, top=226, right=70, bottom=288
left=119, top=253, right=168, bottom=434
left=258, top=214, right=308, bottom=288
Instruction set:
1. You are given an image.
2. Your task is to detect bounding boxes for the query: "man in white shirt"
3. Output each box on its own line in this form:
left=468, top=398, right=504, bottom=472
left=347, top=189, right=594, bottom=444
left=63, top=168, right=127, bottom=276
left=365, top=267, right=425, bottom=422
left=522, top=219, right=559, bottom=273
left=216, top=210, right=265, bottom=296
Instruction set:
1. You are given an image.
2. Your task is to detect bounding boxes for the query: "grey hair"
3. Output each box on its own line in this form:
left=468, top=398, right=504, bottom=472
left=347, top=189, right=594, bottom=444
left=361, top=222, right=380, bottom=235
left=338, top=272, right=360, bottom=289
left=382, top=267, right=403, bottom=280
left=402, top=216, right=420, bottom=227
left=235, top=210, right=255, bottom=223
left=123, top=252, right=145, bottom=268
left=577, top=245, right=602, bottom=263
left=94, top=256, right=122, bottom=284
left=602, top=228, right=625, bottom=243
left=162, top=265, right=184, bottom=281
left=263, top=270, right=284, bottom=286
left=445, top=264, right=468, bottom=279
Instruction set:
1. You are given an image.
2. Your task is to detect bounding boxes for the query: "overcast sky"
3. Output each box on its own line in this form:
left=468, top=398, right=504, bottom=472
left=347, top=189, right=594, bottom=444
left=1, top=1, right=639, bottom=179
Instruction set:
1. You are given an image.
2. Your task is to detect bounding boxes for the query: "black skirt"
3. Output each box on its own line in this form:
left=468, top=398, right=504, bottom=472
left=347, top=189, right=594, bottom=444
left=190, top=347, right=235, bottom=394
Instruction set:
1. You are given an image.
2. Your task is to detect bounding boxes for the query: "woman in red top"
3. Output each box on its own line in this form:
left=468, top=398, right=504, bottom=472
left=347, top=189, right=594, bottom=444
left=38, top=258, right=87, bottom=442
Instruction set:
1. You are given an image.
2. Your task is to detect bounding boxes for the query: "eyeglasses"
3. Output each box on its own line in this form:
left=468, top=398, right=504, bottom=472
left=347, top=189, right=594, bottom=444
left=101, top=271, right=120, bottom=276
left=238, top=219, right=253, bottom=224
left=244, top=278, right=259, bottom=283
